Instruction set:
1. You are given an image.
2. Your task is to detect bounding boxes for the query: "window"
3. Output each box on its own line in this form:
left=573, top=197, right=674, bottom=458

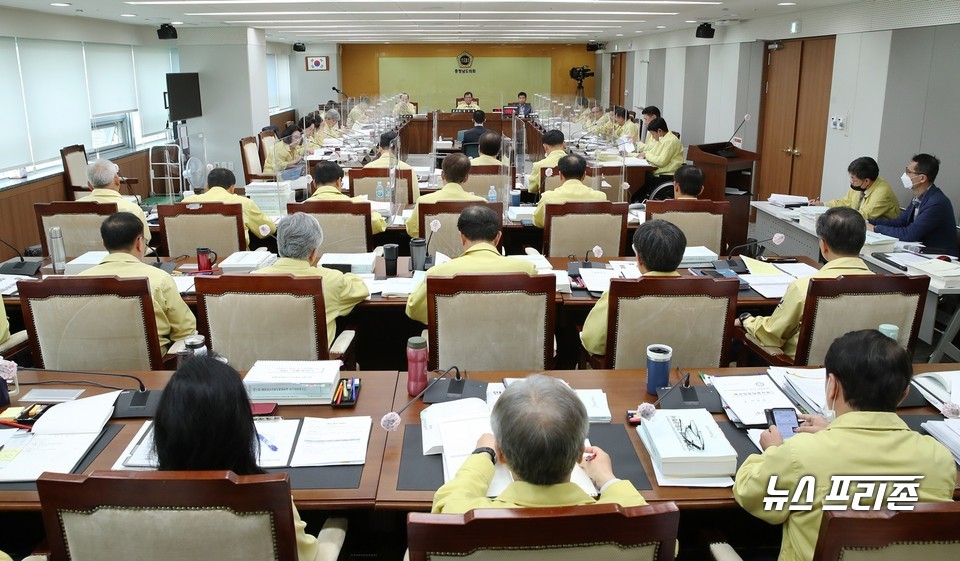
left=266, top=52, right=292, bottom=113
left=91, top=113, right=134, bottom=154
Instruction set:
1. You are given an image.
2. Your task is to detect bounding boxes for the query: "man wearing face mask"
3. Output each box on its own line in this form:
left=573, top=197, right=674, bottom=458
left=733, top=330, right=956, bottom=561
left=868, top=154, right=958, bottom=255
left=809, top=157, right=899, bottom=219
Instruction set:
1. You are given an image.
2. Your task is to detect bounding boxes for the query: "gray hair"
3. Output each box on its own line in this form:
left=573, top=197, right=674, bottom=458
left=87, top=159, right=118, bottom=188
left=490, top=374, right=588, bottom=485
left=276, top=212, right=323, bottom=260
left=324, top=109, right=341, bottom=122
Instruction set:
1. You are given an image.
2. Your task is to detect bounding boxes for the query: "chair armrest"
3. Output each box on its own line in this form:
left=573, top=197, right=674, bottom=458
left=732, top=325, right=793, bottom=367
left=329, top=330, right=356, bottom=370
left=0, top=330, right=29, bottom=357
left=314, top=517, right=348, bottom=561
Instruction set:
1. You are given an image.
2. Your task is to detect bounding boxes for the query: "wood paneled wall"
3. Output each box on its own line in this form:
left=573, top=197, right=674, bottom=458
left=0, top=149, right=151, bottom=261
left=269, top=109, right=297, bottom=131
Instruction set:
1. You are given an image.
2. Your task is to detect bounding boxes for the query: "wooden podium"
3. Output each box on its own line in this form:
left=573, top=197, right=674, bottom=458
left=687, top=142, right=760, bottom=251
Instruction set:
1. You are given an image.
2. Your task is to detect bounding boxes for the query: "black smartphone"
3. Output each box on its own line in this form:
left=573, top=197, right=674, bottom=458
left=761, top=257, right=799, bottom=264
left=765, top=408, right=800, bottom=439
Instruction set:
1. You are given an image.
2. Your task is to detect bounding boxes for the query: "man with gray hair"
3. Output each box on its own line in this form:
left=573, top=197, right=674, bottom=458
left=318, top=109, right=343, bottom=142
left=77, top=159, right=152, bottom=243
left=432, top=374, right=647, bottom=513
left=253, top=212, right=368, bottom=345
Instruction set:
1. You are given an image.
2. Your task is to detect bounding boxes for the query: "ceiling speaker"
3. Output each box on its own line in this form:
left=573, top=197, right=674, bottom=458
left=293, top=43, right=306, bottom=52
left=157, top=23, right=178, bottom=40
left=695, top=23, right=715, bottom=39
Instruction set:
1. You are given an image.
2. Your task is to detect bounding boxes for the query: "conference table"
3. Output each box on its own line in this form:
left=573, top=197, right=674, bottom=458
left=1, top=365, right=955, bottom=513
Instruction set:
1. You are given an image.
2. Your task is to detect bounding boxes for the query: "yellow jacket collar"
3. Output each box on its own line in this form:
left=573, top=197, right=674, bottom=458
left=461, top=242, right=500, bottom=257
left=495, top=481, right=594, bottom=507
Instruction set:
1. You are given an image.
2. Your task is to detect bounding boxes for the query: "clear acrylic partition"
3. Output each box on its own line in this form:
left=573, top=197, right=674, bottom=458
left=254, top=130, right=304, bottom=217
left=429, top=110, right=440, bottom=189
left=388, top=133, right=402, bottom=215
left=510, top=113, right=525, bottom=195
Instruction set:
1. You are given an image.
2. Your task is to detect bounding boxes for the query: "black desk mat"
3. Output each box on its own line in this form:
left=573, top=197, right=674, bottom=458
left=265, top=464, right=362, bottom=490
left=899, top=384, right=929, bottom=408
left=899, top=413, right=941, bottom=435
left=0, top=424, right=122, bottom=492
left=397, top=423, right=652, bottom=492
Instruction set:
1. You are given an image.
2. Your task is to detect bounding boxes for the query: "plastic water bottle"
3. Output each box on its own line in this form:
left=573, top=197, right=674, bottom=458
left=49, top=226, right=66, bottom=275
left=376, top=180, right=384, bottom=201
left=487, top=185, right=497, bottom=202
left=406, top=336, right=428, bottom=396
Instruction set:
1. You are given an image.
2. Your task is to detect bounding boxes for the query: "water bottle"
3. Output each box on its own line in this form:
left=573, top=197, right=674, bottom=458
left=406, top=336, right=428, bottom=396
left=49, top=226, right=66, bottom=275
left=376, top=180, right=385, bottom=201
left=487, top=185, right=497, bottom=202
left=184, top=334, right=208, bottom=356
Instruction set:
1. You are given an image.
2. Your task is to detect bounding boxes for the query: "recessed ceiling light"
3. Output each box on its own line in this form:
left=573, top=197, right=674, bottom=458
left=171, top=20, right=184, bottom=24
left=50, top=2, right=72, bottom=6
left=778, top=2, right=797, bottom=5
left=656, top=25, right=667, bottom=29
left=635, top=30, right=643, bottom=33
left=685, top=20, right=697, bottom=23
left=121, top=13, right=137, bottom=17
left=615, top=33, right=623, bottom=36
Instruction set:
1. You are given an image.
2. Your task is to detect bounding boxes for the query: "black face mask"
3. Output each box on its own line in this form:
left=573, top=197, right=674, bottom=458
left=850, top=183, right=866, bottom=192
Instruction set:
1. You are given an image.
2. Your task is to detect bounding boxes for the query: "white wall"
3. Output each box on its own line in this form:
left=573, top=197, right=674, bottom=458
left=820, top=31, right=892, bottom=203
left=0, top=6, right=159, bottom=45
left=289, top=43, right=341, bottom=117
left=704, top=43, right=743, bottom=144
left=662, top=47, right=686, bottom=135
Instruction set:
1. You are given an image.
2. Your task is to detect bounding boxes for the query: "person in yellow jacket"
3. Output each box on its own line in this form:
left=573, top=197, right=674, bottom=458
left=346, top=96, right=370, bottom=128
left=78, top=159, right=152, bottom=244
left=639, top=118, right=683, bottom=177
left=528, top=129, right=567, bottom=193
left=734, top=329, right=956, bottom=561
left=432, top=374, right=648, bottom=513
left=79, top=212, right=196, bottom=354
left=182, top=168, right=276, bottom=245
left=317, top=109, right=343, bottom=142
left=635, top=105, right=661, bottom=153
left=580, top=220, right=685, bottom=356
left=456, top=91, right=480, bottom=110
left=736, top=207, right=873, bottom=359
left=263, top=125, right=307, bottom=180
left=253, top=213, right=368, bottom=346
left=393, top=93, right=416, bottom=117
left=307, top=161, right=387, bottom=234
left=613, top=106, right=640, bottom=143
left=532, top=154, right=606, bottom=228
left=364, top=131, right=414, bottom=170
left=810, top=157, right=900, bottom=220
left=405, top=205, right=537, bottom=324
left=470, top=131, right=509, bottom=167
left=406, top=153, right=483, bottom=238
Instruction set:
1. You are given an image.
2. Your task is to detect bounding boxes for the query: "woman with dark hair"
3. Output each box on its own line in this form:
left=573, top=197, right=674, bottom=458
left=154, top=355, right=347, bottom=561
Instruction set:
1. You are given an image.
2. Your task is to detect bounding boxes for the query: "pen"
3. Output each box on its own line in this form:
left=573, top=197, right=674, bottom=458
left=333, top=383, right=343, bottom=404
left=257, top=433, right=278, bottom=452
left=0, top=420, right=32, bottom=431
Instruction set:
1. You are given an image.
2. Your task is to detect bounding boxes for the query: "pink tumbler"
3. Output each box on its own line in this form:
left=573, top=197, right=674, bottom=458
left=406, top=336, right=428, bottom=396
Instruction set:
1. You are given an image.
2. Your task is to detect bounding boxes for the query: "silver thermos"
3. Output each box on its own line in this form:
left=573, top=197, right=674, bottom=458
left=49, top=226, right=66, bottom=275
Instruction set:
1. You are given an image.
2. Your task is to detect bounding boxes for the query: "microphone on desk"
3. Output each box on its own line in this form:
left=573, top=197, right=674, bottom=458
left=717, top=114, right=751, bottom=158
left=715, top=233, right=785, bottom=272
left=380, top=366, right=464, bottom=431
left=0, top=237, right=43, bottom=276
left=18, top=366, right=159, bottom=418
left=634, top=372, right=692, bottom=421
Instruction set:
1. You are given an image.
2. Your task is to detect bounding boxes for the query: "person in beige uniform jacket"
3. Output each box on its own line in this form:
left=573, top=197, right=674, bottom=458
left=470, top=131, right=509, bottom=167
left=528, top=129, right=567, bottom=194
left=364, top=131, right=413, bottom=170
left=393, top=93, right=417, bottom=116
left=405, top=205, right=537, bottom=324
left=736, top=207, right=873, bottom=359
left=182, top=168, right=276, bottom=244
left=532, top=154, right=606, bottom=228
left=253, top=213, right=368, bottom=345
left=77, top=159, right=151, bottom=243
left=456, top=91, right=480, bottom=110
left=307, top=161, right=387, bottom=234
left=580, top=220, right=685, bottom=356
left=79, top=212, right=195, bottom=354
left=346, top=97, right=370, bottom=128
left=406, top=153, right=484, bottom=238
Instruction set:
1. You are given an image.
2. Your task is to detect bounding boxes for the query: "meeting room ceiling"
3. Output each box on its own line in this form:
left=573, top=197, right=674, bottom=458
left=2, top=0, right=860, bottom=44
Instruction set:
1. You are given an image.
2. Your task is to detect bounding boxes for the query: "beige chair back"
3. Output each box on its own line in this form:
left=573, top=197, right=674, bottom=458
left=38, top=470, right=298, bottom=561
left=419, top=202, right=501, bottom=259
left=61, top=145, right=89, bottom=192
left=40, top=214, right=111, bottom=257
left=646, top=200, right=730, bottom=255
left=18, top=276, right=164, bottom=370
left=427, top=274, right=555, bottom=371
left=195, top=275, right=329, bottom=371
left=291, top=200, right=372, bottom=254
left=461, top=165, right=509, bottom=197
left=540, top=167, right=563, bottom=192
left=608, top=278, right=738, bottom=369
left=349, top=169, right=416, bottom=204
left=543, top=202, right=628, bottom=258
left=158, top=202, right=246, bottom=258
left=585, top=166, right=625, bottom=203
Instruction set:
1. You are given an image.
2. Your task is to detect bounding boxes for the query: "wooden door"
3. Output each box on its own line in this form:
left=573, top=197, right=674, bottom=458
left=609, top=53, right=626, bottom=107
left=756, top=37, right=835, bottom=203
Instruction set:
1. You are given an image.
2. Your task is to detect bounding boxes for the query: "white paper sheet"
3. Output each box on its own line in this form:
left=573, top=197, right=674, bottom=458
left=775, top=263, right=818, bottom=278
left=711, top=375, right=799, bottom=426
left=579, top=268, right=620, bottom=293
left=289, top=416, right=371, bottom=467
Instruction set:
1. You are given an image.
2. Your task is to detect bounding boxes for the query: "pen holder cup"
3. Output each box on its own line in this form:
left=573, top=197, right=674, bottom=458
left=331, top=378, right=360, bottom=408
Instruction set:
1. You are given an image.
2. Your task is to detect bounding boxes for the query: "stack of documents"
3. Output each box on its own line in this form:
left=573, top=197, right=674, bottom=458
left=243, top=360, right=341, bottom=405
left=576, top=389, right=612, bottom=422
left=116, top=416, right=371, bottom=469
left=509, top=253, right=552, bottom=271
left=862, top=231, right=898, bottom=254
left=920, top=419, right=960, bottom=465
left=767, top=194, right=809, bottom=207
left=218, top=251, right=278, bottom=274
left=738, top=274, right=794, bottom=299
left=374, top=271, right=426, bottom=298
left=507, top=206, right=535, bottom=222
left=636, top=408, right=737, bottom=483
left=906, top=259, right=960, bottom=289
left=0, top=391, right=120, bottom=482
left=680, top=246, right=719, bottom=268
left=911, top=370, right=960, bottom=408
left=797, top=205, right=829, bottom=230
left=711, top=375, right=799, bottom=426
left=64, top=251, right=108, bottom=275
left=318, top=252, right=377, bottom=274
left=579, top=268, right=620, bottom=293
left=0, top=274, right=31, bottom=296
left=420, top=398, right=491, bottom=455
left=737, top=257, right=817, bottom=298
left=768, top=367, right=827, bottom=414
left=610, top=261, right=642, bottom=279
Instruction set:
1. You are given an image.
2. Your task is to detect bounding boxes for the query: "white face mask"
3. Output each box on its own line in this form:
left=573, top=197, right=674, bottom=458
left=822, top=378, right=837, bottom=422
left=900, top=172, right=915, bottom=190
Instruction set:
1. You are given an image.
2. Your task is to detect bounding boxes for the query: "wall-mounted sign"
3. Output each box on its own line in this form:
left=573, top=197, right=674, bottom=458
left=306, top=56, right=329, bottom=71
left=455, top=51, right=476, bottom=74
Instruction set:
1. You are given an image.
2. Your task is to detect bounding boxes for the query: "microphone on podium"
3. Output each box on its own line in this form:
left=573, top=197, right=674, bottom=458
left=716, top=114, right=751, bottom=158
left=0, top=237, right=42, bottom=276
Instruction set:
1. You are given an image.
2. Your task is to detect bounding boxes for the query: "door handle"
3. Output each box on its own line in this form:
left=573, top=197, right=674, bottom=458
left=792, top=148, right=800, bottom=157
left=782, top=146, right=793, bottom=154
